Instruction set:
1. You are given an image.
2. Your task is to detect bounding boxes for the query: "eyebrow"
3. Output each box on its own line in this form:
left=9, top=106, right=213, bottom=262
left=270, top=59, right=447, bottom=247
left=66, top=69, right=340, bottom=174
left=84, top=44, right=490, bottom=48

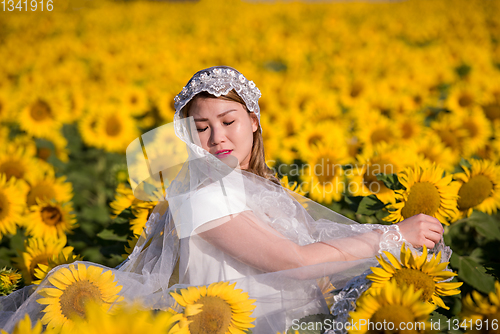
left=193, top=109, right=236, bottom=122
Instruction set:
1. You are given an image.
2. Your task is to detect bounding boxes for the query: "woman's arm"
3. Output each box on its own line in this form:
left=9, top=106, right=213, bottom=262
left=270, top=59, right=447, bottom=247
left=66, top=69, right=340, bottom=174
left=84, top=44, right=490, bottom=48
left=196, top=211, right=443, bottom=273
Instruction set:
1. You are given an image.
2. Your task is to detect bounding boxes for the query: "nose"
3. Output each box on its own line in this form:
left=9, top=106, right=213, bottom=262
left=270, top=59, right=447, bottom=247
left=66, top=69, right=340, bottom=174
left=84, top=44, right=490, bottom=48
left=210, top=125, right=225, bottom=146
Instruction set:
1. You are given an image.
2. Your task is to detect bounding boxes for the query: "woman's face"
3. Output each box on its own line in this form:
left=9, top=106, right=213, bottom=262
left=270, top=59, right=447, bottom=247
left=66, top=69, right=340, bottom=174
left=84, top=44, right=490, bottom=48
left=188, top=97, right=258, bottom=170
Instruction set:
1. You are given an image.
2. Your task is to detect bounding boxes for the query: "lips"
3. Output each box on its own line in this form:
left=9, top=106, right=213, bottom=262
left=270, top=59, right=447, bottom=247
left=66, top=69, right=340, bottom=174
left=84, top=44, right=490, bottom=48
left=215, top=149, right=233, bottom=157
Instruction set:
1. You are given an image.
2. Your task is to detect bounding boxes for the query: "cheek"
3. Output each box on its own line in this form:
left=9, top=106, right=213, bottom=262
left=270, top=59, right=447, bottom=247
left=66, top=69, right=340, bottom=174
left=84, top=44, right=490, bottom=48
left=232, top=122, right=254, bottom=149
left=196, top=132, right=211, bottom=150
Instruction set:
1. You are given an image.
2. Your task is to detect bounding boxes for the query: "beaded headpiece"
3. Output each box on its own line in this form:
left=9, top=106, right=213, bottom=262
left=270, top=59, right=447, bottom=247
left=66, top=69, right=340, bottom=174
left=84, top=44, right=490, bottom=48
left=174, top=66, right=262, bottom=124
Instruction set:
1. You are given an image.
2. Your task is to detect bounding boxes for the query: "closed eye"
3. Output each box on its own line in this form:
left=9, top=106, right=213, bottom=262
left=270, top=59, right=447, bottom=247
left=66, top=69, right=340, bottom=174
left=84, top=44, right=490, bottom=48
left=224, top=121, right=235, bottom=126
left=197, top=126, right=208, bottom=133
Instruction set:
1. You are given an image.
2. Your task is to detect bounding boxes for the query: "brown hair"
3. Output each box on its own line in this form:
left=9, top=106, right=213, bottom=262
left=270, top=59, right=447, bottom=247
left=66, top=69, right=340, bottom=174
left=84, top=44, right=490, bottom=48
left=180, top=89, right=279, bottom=185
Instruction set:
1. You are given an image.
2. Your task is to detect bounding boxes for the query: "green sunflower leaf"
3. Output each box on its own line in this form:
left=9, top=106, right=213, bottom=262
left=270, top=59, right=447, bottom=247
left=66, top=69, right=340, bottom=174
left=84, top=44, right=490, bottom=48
left=376, top=173, right=403, bottom=191
left=356, top=195, right=386, bottom=216
left=466, top=211, right=500, bottom=241
left=452, top=254, right=495, bottom=294
left=428, top=311, right=448, bottom=332
left=97, top=228, right=128, bottom=241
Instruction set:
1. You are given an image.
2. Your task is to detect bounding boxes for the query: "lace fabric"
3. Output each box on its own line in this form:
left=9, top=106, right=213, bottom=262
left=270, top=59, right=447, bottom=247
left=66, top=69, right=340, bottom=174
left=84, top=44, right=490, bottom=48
left=174, top=66, right=262, bottom=124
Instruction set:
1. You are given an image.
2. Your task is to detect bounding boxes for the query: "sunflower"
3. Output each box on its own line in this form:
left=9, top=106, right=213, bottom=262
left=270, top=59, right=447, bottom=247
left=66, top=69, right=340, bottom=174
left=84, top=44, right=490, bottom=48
left=280, top=175, right=307, bottom=197
left=0, top=87, right=19, bottom=123
left=0, top=144, right=42, bottom=185
left=78, top=109, right=101, bottom=149
left=130, top=201, right=158, bottom=237
left=18, top=93, right=65, bottom=139
left=348, top=279, right=435, bottom=334
left=349, top=143, right=415, bottom=204
left=14, top=237, right=71, bottom=284
left=122, top=235, right=139, bottom=259
left=110, top=183, right=159, bottom=236
left=26, top=170, right=73, bottom=208
left=458, top=107, right=492, bottom=158
left=33, top=248, right=83, bottom=285
left=70, top=301, right=183, bottom=334
left=384, top=164, right=460, bottom=225
left=301, top=143, right=351, bottom=204
left=295, top=121, right=348, bottom=160
left=454, top=159, right=500, bottom=217
left=366, top=243, right=462, bottom=310
left=118, top=84, right=150, bottom=117
left=430, top=114, right=468, bottom=155
left=353, top=109, right=401, bottom=151
left=0, top=267, right=22, bottom=296
left=395, top=112, right=426, bottom=143
left=154, top=87, right=177, bottom=123
left=0, top=174, right=29, bottom=239
left=0, top=313, right=54, bottom=334
left=109, top=183, right=136, bottom=218
left=39, top=130, right=71, bottom=163
left=409, top=132, right=459, bottom=173
left=338, top=78, right=371, bottom=109
left=461, top=281, right=500, bottom=334
left=94, top=107, right=139, bottom=153
left=37, top=263, right=124, bottom=332
left=170, top=281, right=257, bottom=334
left=24, top=200, right=78, bottom=240
left=446, top=84, right=482, bottom=112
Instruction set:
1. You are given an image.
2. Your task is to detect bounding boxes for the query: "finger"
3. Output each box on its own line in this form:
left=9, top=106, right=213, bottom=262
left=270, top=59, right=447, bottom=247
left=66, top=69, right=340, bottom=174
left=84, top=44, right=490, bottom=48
left=426, top=221, right=444, bottom=234
left=423, top=239, right=436, bottom=249
left=425, top=230, right=442, bottom=245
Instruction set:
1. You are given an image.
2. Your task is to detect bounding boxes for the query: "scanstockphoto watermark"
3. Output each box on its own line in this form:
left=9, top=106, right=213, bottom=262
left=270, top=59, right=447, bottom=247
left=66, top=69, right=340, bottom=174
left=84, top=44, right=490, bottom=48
left=267, top=160, right=395, bottom=195
left=290, top=318, right=432, bottom=332
left=267, top=160, right=395, bottom=179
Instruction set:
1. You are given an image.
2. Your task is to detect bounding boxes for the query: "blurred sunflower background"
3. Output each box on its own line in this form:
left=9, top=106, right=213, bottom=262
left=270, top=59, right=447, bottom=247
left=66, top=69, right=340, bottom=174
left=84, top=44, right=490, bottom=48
left=1, top=0, right=500, bottom=332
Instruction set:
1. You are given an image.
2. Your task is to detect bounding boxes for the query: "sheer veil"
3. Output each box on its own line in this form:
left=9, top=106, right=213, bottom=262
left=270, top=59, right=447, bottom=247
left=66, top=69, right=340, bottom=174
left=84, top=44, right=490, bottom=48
left=0, top=66, right=452, bottom=333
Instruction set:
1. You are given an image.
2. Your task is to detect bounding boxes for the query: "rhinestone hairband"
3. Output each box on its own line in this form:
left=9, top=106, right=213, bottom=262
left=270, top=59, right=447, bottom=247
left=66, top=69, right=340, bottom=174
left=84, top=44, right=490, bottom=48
left=174, top=66, right=262, bottom=123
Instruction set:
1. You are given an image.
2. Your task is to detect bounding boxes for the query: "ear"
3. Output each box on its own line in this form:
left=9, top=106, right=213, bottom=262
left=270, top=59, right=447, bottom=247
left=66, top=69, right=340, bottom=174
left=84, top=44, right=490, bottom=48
left=250, top=113, right=259, bottom=133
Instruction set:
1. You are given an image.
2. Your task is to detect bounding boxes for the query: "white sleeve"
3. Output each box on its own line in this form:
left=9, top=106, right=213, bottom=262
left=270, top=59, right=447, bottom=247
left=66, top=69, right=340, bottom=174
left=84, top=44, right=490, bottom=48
left=170, top=180, right=251, bottom=239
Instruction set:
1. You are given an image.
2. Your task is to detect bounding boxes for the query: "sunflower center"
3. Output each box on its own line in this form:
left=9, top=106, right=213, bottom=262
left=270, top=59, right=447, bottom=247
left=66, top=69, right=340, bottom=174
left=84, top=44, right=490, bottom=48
left=188, top=296, right=232, bottom=334
left=393, top=268, right=436, bottom=302
left=371, top=128, right=392, bottom=145
left=41, top=206, right=63, bottom=226
left=315, top=155, right=341, bottom=185
left=30, top=99, right=53, bottom=121
left=370, top=304, right=415, bottom=333
left=0, top=192, right=8, bottom=220
left=463, top=119, right=479, bottom=137
left=308, top=134, right=323, bottom=147
left=59, top=280, right=103, bottom=320
left=401, top=122, right=415, bottom=139
left=419, top=147, right=437, bottom=162
left=401, top=182, right=441, bottom=219
left=437, top=130, right=460, bottom=150
left=27, top=184, right=57, bottom=207
left=0, top=160, right=25, bottom=181
left=105, top=116, right=122, bottom=137
left=37, top=147, right=52, bottom=161
left=483, top=103, right=500, bottom=121
left=29, top=254, right=51, bottom=279
left=457, top=174, right=493, bottom=210
left=350, top=82, right=363, bottom=98
left=458, top=93, right=474, bottom=108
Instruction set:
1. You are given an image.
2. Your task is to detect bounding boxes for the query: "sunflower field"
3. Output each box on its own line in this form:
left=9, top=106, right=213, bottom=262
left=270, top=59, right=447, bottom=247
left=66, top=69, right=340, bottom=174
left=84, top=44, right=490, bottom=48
left=1, top=0, right=500, bottom=332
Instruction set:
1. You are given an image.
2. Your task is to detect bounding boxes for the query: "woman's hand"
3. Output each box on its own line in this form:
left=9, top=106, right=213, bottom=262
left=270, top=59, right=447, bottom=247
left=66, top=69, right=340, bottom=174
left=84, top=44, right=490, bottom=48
left=395, top=213, right=443, bottom=248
